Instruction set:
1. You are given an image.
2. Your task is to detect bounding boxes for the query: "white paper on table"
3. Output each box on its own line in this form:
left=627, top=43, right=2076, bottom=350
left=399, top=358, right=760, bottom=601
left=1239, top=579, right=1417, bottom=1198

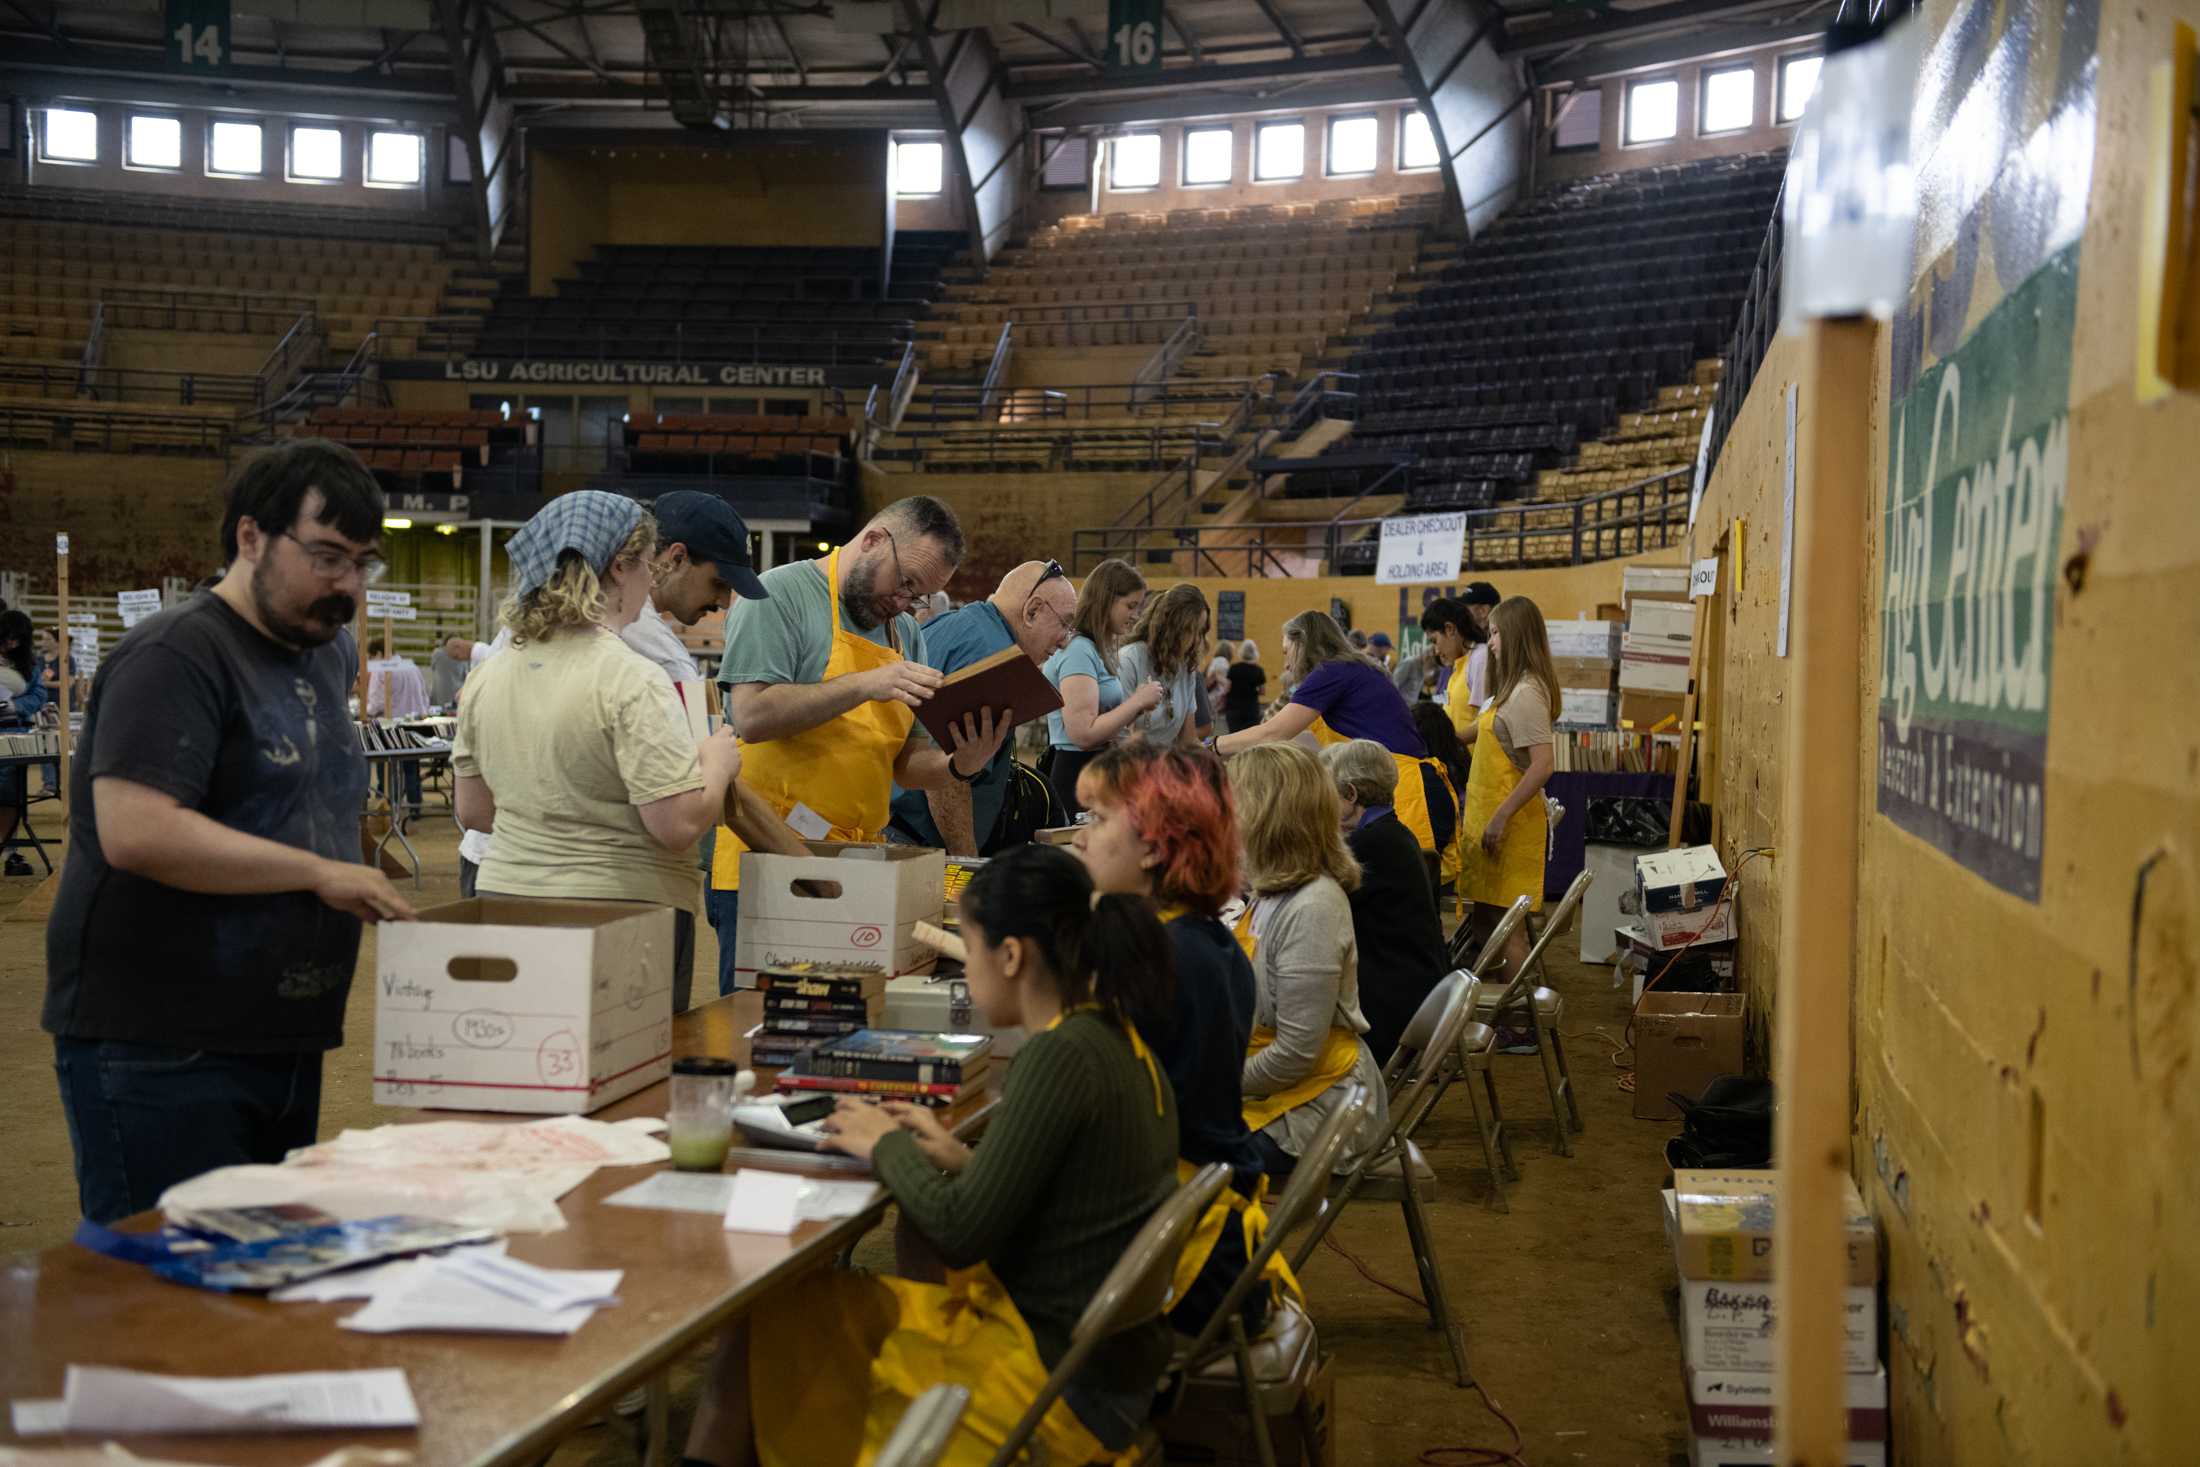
left=603, top=1172, right=739, bottom=1215
left=11, top=1368, right=418, bottom=1437
left=799, top=1180, right=885, bottom=1222
left=294, top=1115, right=670, bottom=1171
left=433, top=1252, right=621, bottom=1313
left=338, top=1254, right=613, bottom=1337
left=269, top=1241, right=508, bottom=1303
left=159, top=1162, right=590, bottom=1236
left=723, top=1171, right=806, bottom=1235
left=0, top=1443, right=415, bottom=1467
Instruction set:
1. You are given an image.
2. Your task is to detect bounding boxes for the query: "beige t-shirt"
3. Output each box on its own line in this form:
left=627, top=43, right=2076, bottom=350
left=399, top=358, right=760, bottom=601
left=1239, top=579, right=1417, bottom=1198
left=453, top=627, right=705, bottom=913
left=1490, top=675, right=1555, bottom=773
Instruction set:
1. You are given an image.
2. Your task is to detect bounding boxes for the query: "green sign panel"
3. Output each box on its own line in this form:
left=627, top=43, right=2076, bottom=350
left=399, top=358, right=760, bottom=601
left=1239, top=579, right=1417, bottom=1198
left=166, top=0, right=231, bottom=69
left=1106, top=0, right=1163, bottom=76
left=1875, top=241, right=2078, bottom=901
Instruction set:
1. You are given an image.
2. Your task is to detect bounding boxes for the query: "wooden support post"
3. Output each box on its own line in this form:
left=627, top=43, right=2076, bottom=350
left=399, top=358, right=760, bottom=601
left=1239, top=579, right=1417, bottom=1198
left=1774, top=318, right=1875, bottom=1465
left=1667, top=591, right=1713, bottom=846
left=54, top=533, right=71, bottom=821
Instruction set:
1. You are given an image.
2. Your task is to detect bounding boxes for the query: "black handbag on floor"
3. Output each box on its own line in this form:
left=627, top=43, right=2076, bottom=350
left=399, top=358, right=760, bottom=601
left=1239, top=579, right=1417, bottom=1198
left=1664, top=1073, right=1773, bottom=1171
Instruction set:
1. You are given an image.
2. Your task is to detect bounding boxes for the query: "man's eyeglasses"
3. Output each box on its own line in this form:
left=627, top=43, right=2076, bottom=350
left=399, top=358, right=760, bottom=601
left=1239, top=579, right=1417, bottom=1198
left=880, top=530, right=924, bottom=605
left=283, top=531, right=387, bottom=584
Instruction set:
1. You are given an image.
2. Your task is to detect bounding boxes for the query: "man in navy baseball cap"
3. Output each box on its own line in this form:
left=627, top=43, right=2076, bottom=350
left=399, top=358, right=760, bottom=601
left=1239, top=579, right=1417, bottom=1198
left=623, top=490, right=768, bottom=684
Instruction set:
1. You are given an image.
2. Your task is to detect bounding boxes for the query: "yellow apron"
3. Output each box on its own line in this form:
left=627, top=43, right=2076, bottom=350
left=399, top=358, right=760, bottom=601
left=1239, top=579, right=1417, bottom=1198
left=1154, top=908, right=1302, bottom=1315
left=1306, top=713, right=1449, bottom=856
left=1461, top=701, right=1548, bottom=913
left=1234, top=905, right=1366, bottom=1133
left=711, top=544, right=915, bottom=892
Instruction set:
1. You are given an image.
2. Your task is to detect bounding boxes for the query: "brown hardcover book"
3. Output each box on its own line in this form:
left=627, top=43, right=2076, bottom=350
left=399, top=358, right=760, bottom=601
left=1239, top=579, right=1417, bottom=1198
left=913, top=645, right=1063, bottom=748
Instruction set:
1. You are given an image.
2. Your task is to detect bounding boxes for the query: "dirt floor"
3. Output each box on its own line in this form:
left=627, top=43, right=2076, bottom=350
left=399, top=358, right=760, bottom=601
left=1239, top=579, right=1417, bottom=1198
left=0, top=814, right=1692, bottom=1466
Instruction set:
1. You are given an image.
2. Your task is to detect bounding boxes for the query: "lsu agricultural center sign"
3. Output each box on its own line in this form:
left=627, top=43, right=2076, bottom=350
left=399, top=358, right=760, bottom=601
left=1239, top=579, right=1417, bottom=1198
left=380, top=359, right=884, bottom=388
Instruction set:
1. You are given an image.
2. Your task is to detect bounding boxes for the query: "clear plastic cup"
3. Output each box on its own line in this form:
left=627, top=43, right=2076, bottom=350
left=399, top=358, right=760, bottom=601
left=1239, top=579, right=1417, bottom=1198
left=666, top=1057, right=742, bottom=1171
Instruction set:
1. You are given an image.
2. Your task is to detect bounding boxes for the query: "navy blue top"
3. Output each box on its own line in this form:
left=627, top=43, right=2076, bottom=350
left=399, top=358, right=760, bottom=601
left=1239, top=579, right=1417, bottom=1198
left=1153, top=913, right=1266, bottom=1181
left=889, top=601, right=1018, bottom=848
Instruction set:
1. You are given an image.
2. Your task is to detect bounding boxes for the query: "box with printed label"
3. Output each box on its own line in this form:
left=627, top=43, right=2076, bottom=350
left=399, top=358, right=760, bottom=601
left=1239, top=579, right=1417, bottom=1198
left=1680, top=1276, right=1880, bottom=1373
left=1674, top=1169, right=1878, bottom=1285
left=1546, top=619, right=1623, bottom=660
left=1628, top=598, right=1697, bottom=643
left=1620, top=651, right=1691, bottom=694
left=883, top=973, right=1029, bottom=1059
left=1686, top=1364, right=1888, bottom=1442
left=735, top=841, right=943, bottom=987
left=1689, top=1434, right=1885, bottom=1467
left=374, top=898, right=674, bottom=1115
left=1636, top=846, right=1734, bottom=946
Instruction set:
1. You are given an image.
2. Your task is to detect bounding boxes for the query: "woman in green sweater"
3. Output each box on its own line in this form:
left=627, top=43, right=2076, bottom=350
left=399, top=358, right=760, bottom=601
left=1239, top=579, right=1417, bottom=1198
left=684, top=844, right=1181, bottom=1467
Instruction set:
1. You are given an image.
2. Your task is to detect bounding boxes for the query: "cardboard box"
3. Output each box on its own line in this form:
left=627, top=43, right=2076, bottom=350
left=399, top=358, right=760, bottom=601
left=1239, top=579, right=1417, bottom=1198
left=1620, top=689, right=1687, bottom=728
left=1623, top=565, right=1690, bottom=600
left=735, top=842, right=944, bottom=987
left=883, top=972, right=1029, bottom=1058
left=1620, top=647, right=1692, bottom=693
left=1690, top=1434, right=1885, bottom=1467
left=1558, top=687, right=1616, bottom=728
left=1546, top=618, right=1622, bottom=660
left=1633, top=991, right=1746, bottom=1119
left=1553, top=654, right=1620, bottom=679
left=1687, top=1364, right=1888, bottom=1442
left=1618, top=922, right=1737, bottom=987
left=373, top=898, right=675, bottom=1115
left=1637, top=846, right=1735, bottom=947
left=1674, top=1169, right=1879, bottom=1285
left=1681, top=1277, right=1879, bottom=1373
left=1628, top=598, right=1698, bottom=642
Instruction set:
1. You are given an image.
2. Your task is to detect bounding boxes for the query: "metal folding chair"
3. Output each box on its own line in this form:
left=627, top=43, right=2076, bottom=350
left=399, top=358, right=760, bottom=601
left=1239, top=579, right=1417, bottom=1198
left=1288, top=975, right=1480, bottom=1387
left=1448, top=891, right=1530, bottom=974
left=987, top=1162, right=1233, bottom=1467
left=1161, top=1084, right=1372, bottom=1467
left=1473, top=870, right=1593, bottom=1155
left=875, top=1384, right=973, bottom=1467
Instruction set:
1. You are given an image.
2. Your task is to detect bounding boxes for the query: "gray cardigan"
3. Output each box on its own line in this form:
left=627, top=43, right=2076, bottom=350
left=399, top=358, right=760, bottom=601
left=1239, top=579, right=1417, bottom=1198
left=1242, top=876, right=1390, bottom=1163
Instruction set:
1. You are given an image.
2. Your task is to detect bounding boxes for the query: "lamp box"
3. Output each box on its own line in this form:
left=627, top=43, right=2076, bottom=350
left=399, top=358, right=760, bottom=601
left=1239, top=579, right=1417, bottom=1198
left=373, top=898, right=674, bottom=1115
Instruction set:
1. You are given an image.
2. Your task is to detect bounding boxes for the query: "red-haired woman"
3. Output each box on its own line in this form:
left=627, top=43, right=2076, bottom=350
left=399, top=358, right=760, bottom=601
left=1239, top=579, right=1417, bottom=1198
left=1073, top=742, right=1298, bottom=1339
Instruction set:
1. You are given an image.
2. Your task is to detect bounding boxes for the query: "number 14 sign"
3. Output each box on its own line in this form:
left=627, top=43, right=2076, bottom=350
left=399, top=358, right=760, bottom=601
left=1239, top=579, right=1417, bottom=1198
left=1107, top=0, right=1163, bottom=74
left=167, top=0, right=230, bottom=68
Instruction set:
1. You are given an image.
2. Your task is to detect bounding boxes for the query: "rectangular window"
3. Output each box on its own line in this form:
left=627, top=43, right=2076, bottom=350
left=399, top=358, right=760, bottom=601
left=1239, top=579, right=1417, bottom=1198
left=40, top=107, right=99, bottom=163
left=1254, top=120, right=1304, bottom=181
left=208, top=120, right=264, bottom=175
left=894, top=138, right=944, bottom=196
left=126, top=114, right=182, bottom=170
left=1552, top=89, right=1602, bottom=151
left=367, top=130, right=423, bottom=186
left=1326, top=115, right=1378, bottom=177
left=1778, top=54, right=1823, bottom=123
left=1399, top=110, right=1440, bottom=171
left=1109, top=132, right=1161, bottom=190
left=1700, top=65, right=1756, bottom=135
left=1040, top=133, right=1089, bottom=190
left=1182, top=125, right=1233, bottom=186
left=1625, top=78, right=1680, bottom=145
left=290, top=125, right=344, bottom=181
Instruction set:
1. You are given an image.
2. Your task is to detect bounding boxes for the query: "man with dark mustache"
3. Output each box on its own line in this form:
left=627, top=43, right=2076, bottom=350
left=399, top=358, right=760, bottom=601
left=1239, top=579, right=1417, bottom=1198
left=42, top=439, right=417, bottom=1224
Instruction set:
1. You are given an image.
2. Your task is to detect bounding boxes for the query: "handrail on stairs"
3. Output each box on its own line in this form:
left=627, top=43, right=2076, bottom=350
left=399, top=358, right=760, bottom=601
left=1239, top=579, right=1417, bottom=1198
left=978, top=321, right=1013, bottom=422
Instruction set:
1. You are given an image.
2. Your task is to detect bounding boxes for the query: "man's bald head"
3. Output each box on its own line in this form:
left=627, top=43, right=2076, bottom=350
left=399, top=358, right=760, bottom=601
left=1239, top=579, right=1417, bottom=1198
left=993, top=560, right=1076, bottom=662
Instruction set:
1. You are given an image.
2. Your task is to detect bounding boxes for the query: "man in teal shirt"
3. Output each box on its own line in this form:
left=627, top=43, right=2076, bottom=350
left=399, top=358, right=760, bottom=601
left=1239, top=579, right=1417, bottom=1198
left=888, top=561, right=1076, bottom=854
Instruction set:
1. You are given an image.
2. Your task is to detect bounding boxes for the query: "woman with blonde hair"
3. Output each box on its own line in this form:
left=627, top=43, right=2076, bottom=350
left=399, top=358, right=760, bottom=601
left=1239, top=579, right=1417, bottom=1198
left=1042, top=557, right=1161, bottom=815
left=1461, top=595, right=1561, bottom=978
left=1218, top=609, right=1457, bottom=872
left=1227, top=743, right=1388, bottom=1172
left=453, top=491, right=743, bottom=1014
left=1115, top=582, right=1214, bottom=747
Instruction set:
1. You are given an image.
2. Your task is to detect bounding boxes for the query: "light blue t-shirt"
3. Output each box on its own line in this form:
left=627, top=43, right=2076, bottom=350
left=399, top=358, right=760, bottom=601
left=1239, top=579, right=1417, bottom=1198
left=1113, top=640, right=1210, bottom=745
left=1044, top=635, right=1123, bottom=750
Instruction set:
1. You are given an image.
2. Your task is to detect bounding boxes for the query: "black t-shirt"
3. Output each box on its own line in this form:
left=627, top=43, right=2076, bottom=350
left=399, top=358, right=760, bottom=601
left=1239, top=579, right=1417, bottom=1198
left=1153, top=914, right=1266, bottom=1179
left=1223, top=661, right=1267, bottom=725
left=43, top=593, right=370, bottom=1053
left=1346, top=811, right=1448, bottom=1068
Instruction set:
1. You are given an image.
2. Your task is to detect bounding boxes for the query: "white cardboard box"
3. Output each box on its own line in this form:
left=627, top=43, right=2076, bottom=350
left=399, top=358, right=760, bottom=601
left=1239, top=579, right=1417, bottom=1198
left=1687, top=1364, right=1888, bottom=1442
left=373, top=897, right=675, bottom=1115
left=1690, top=1436, right=1885, bottom=1467
left=1558, top=687, right=1617, bottom=727
left=1680, top=1277, right=1880, bottom=1373
left=1628, top=598, right=1697, bottom=642
left=734, top=841, right=944, bottom=987
left=1637, top=845, right=1735, bottom=946
left=1546, top=618, right=1622, bottom=660
left=1620, top=649, right=1692, bottom=693
left=884, top=973, right=1029, bottom=1059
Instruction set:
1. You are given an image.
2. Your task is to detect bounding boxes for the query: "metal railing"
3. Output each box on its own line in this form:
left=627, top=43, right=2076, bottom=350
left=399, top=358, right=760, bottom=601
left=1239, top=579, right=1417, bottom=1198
left=0, top=400, right=232, bottom=455
left=873, top=421, right=1230, bottom=472
left=76, top=301, right=106, bottom=395
left=883, top=340, right=920, bottom=430
left=240, top=332, right=386, bottom=435
left=425, top=316, right=915, bottom=367
left=978, top=321, right=1014, bottom=422
left=1706, top=179, right=1785, bottom=478
left=255, top=307, right=328, bottom=405
left=96, top=286, right=320, bottom=336
left=2, top=358, right=265, bottom=408
left=911, top=377, right=1270, bottom=426
left=1071, top=467, right=1695, bottom=578
left=1131, top=311, right=1203, bottom=408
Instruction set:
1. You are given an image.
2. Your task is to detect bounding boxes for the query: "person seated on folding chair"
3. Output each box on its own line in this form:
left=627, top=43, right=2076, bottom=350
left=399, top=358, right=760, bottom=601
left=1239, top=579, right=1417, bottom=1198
left=684, top=845, right=1180, bottom=1467
left=1073, top=740, right=1300, bottom=1343
left=1225, top=744, right=1389, bottom=1177
left=1320, top=739, right=1447, bottom=1069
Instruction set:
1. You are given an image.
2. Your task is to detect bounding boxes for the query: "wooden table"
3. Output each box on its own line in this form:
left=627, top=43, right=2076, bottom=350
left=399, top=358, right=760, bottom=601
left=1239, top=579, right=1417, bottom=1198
left=0, top=993, right=895, bottom=1467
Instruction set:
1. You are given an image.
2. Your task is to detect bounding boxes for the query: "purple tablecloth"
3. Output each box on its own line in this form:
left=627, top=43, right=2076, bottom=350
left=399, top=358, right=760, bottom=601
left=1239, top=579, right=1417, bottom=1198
left=1545, top=771, right=1675, bottom=901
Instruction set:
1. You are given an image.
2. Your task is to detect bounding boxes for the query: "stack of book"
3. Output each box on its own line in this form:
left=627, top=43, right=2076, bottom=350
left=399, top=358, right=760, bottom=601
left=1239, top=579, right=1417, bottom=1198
left=1663, top=1169, right=1887, bottom=1465
left=0, top=730, right=61, bottom=758
left=750, top=961, right=888, bottom=1070
left=356, top=722, right=448, bottom=754
left=779, top=1028, right=994, bottom=1126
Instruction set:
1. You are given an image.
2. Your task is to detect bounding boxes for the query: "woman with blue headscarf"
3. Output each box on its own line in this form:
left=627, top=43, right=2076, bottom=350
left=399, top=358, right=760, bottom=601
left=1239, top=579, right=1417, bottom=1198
left=452, top=491, right=744, bottom=1014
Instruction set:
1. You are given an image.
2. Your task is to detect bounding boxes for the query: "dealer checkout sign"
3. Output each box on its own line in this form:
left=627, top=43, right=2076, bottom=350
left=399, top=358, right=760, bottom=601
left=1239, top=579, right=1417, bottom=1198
left=1874, top=0, right=2093, bottom=904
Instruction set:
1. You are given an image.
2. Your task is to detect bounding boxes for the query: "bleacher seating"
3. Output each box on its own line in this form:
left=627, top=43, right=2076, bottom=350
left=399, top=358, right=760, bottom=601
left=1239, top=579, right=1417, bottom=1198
left=623, top=412, right=857, bottom=480
left=290, top=407, right=527, bottom=486
left=473, top=231, right=967, bottom=370
left=0, top=395, right=232, bottom=455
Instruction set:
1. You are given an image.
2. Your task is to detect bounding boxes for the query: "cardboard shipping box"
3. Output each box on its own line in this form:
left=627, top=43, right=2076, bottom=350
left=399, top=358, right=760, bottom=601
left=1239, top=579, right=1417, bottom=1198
left=1633, top=991, right=1746, bottom=1119
left=1673, top=1169, right=1879, bottom=1285
left=735, top=842, right=944, bottom=987
left=1690, top=1435, right=1885, bottom=1467
left=1546, top=618, right=1623, bottom=661
left=1686, top=1364, right=1888, bottom=1443
left=884, top=972, right=1029, bottom=1059
left=1680, top=1276, right=1880, bottom=1373
left=1636, top=845, right=1736, bottom=947
left=1620, top=689, right=1687, bottom=729
left=1628, top=598, right=1697, bottom=643
left=374, top=898, right=675, bottom=1115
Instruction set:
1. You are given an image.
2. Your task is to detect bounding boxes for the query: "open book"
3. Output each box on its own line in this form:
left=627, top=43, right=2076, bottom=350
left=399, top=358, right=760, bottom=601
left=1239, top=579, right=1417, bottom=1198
left=914, top=644, right=1062, bottom=749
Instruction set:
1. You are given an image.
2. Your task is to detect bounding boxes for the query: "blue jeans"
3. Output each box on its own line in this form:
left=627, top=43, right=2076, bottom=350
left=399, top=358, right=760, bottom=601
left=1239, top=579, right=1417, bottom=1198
left=707, top=885, right=741, bottom=996
left=52, top=1038, right=324, bottom=1224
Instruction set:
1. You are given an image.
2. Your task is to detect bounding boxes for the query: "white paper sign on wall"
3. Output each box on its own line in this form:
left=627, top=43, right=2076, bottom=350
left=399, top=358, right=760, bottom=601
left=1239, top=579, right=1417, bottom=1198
left=366, top=589, right=413, bottom=607
left=1689, top=558, right=1720, bottom=599
left=117, top=589, right=162, bottom=628
left=1374, top=512, right=1466, bottom=586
